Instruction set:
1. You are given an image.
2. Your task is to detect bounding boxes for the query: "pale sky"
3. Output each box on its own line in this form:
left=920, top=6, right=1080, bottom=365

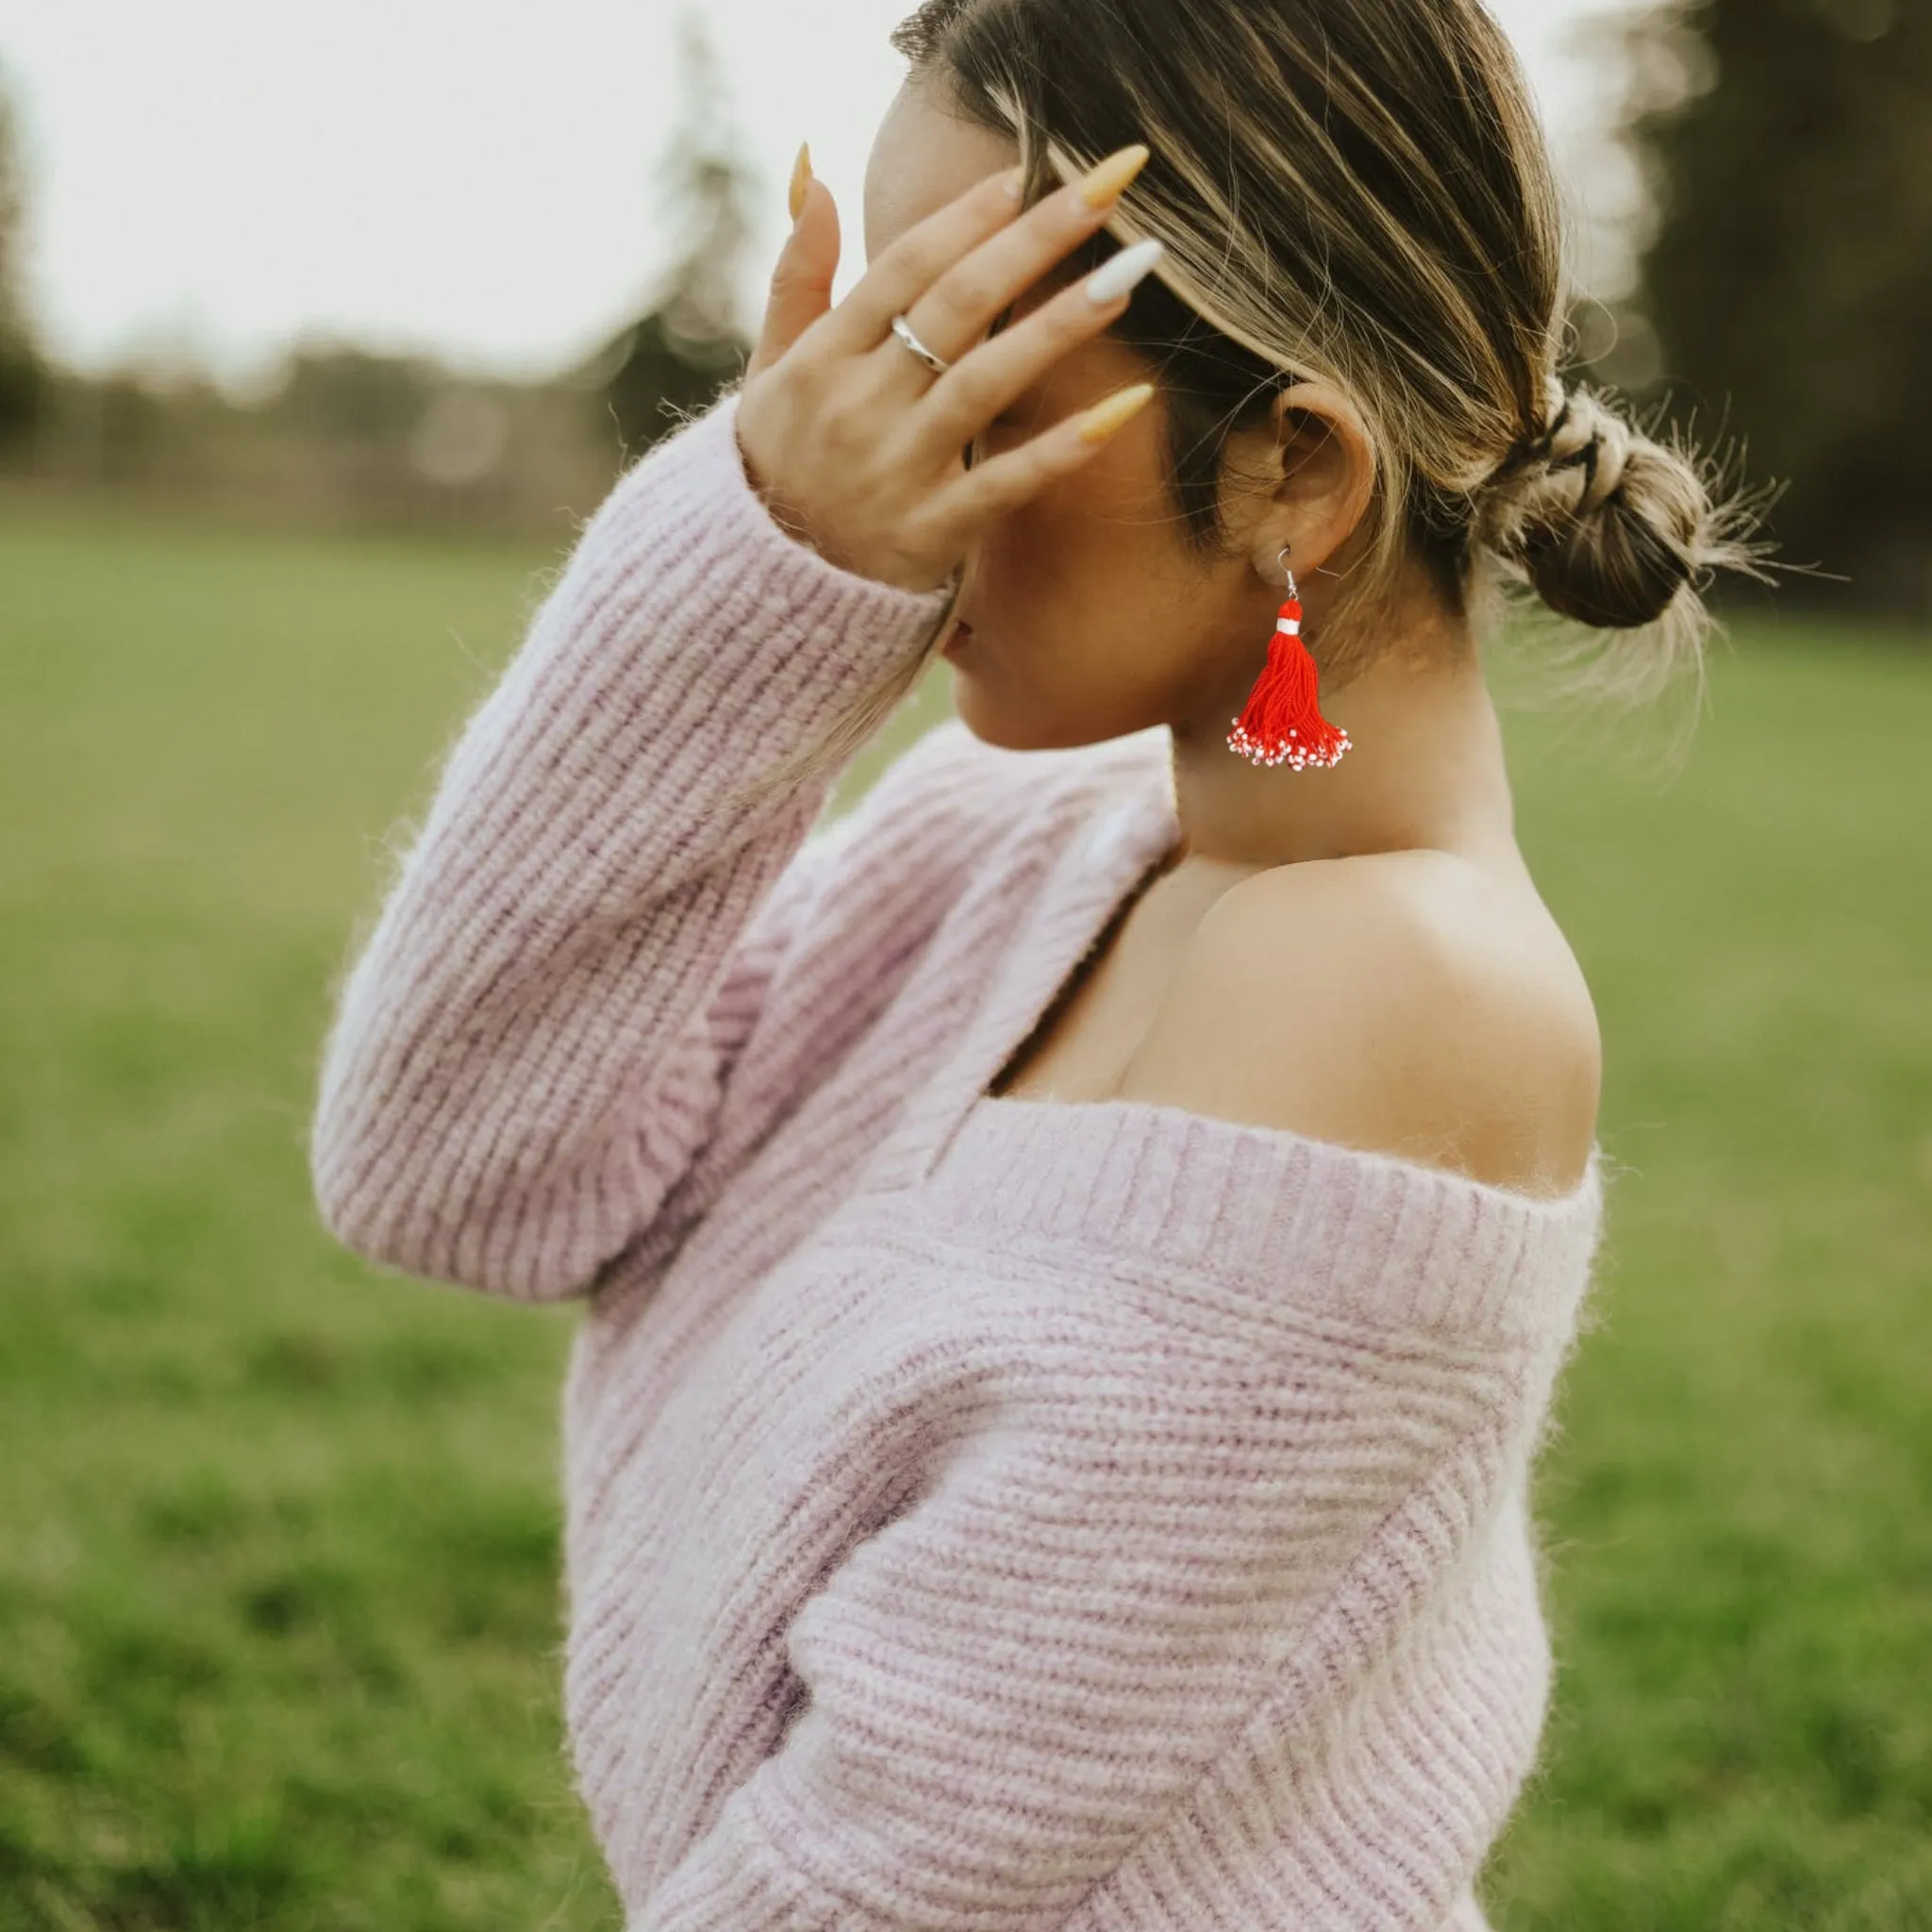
left=0, top=0, right=1647, bottom=396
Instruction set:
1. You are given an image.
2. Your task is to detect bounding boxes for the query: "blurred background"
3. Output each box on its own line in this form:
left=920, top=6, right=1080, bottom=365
left=0, top=0, right=1925, bottom=1926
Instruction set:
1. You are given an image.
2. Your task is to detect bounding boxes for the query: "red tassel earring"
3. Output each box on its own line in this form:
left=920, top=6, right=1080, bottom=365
left=1226, top=548, right=1352, bottom=770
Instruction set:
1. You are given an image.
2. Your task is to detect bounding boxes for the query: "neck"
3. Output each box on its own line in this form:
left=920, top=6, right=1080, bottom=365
left=1162, top=600, right=1519, bottom=877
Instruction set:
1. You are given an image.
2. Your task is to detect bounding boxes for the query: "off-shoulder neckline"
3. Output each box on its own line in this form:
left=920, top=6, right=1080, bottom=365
left=973, top=1089, right=1606, bottom=1221
left=914, top=1081, right=1604, bottom=1346
left=902, top=736, right=1609, bottom=1326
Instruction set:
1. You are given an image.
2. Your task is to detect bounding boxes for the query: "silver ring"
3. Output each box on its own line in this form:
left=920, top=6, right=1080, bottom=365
left=891, top=312, right=951, bottom=375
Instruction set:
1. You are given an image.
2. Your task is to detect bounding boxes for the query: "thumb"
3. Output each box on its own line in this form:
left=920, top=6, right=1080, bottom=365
left=746, top=166, right=841, bottom=382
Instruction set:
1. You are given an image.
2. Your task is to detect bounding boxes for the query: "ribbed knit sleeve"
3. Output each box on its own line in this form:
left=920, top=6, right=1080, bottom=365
left=308, top=385, right=954, bottom=1300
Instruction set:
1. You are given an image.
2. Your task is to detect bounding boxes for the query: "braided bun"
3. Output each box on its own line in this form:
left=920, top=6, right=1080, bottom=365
left=1475, top=374, right=1713, bottom=631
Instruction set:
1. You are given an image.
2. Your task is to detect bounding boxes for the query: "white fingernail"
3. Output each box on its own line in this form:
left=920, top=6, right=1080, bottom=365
left=1086, top=237, right=1164, bottom=305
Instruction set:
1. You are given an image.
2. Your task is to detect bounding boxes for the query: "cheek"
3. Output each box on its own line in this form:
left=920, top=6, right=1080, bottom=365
left=957, top=443, right=1204, bottom=731
left=964, top=496, right=1127, bottom=708
left=970, top=425, right=1163, bottom=618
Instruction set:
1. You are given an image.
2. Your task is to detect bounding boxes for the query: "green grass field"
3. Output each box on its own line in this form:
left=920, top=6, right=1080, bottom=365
left=2, top=500, right=1927, bottom=1931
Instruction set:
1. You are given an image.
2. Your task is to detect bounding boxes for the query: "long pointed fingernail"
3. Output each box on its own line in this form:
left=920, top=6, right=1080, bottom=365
left=1075, top=382, right=1156, bottom=444
left=789, top=142, right=812, bottom=223
left=1076, top=143, right=1150, bottom=208
left=1086, top=238, right=1164, bottom=305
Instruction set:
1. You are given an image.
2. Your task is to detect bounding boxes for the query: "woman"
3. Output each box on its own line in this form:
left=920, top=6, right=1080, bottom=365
left=311, top=1, right=1774, bottom=1924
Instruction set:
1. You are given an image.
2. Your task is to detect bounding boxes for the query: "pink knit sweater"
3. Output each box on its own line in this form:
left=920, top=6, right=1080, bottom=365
left=310, top=383, right=1609, bottom=1931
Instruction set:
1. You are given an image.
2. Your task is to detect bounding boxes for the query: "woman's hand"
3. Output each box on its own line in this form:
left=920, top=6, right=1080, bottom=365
left=735, top=143, right=1162, bottom=594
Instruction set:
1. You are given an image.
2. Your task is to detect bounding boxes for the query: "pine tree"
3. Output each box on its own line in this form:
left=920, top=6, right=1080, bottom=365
left=1607, top=0, right=1932, bottom=615
left=573, top=8, right=756, bottom=458
left=0, top=62, right=48, bottom=452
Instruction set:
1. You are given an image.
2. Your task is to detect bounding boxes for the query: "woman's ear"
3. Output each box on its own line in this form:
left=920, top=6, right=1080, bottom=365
left=1241, top=381, right=1379, bottom=580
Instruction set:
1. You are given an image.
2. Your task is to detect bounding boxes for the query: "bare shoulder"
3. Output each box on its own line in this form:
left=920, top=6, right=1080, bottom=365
left=1118, top=851, right=1603, bottom=1198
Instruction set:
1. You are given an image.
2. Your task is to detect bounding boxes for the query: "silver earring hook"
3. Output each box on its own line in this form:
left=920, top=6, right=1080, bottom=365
left=1275, top=546, right=1356, bottom=590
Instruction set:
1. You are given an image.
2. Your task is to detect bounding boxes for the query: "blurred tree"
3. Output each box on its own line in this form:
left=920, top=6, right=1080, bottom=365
left=0, top=59, right=50, bottom=454
left=572, top=8, right=754, bottom=457
left=1602, top=0, right=1932, bottom=616
left=269, top=341, right=442, bottom=447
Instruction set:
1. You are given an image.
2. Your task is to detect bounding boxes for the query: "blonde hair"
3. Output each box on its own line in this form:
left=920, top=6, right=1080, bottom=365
left=714, top=0, right=1779, bottom=814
